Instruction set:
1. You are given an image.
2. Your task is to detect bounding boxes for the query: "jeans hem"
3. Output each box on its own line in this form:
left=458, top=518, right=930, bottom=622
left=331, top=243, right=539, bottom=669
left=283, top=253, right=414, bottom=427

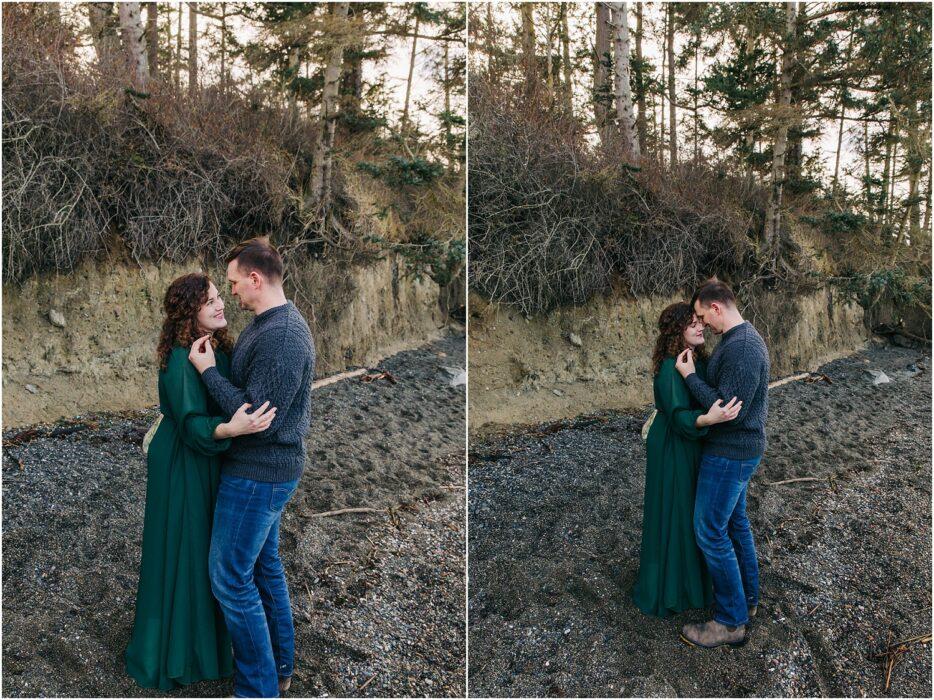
left=714, top=613, right=749, bottom=628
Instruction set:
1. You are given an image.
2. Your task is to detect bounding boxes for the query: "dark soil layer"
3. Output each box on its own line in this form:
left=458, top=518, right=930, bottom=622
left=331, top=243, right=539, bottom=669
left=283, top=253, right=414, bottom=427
left=468, top=342, right=931, bottom=697
left=2, top=333, right=466, bottom=698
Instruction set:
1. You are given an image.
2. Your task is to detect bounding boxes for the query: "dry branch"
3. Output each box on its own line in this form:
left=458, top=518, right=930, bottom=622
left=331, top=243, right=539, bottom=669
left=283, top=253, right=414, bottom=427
left=310, top=507, right=380, bottom=518
left=312, top=368, right=367, bottom=389
left=767, top=477, right=825, bottom=486
left=768, top=372, right=811, bottom=389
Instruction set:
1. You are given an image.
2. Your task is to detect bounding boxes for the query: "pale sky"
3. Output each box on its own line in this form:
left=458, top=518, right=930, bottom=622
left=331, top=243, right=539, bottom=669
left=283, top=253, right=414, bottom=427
left=60, top=1, right=465, bottom=134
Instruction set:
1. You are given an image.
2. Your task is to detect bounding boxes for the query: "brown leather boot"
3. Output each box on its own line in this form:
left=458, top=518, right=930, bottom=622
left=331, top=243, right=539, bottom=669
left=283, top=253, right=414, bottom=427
left=278, top=676, right=292, bottom=695
left=680, top=619, right=747, bottom=648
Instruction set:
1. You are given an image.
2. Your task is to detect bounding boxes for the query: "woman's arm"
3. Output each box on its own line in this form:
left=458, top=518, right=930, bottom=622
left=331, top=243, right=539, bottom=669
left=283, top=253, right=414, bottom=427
left=655, top=360, right=710, bottom=441
left=164, top=349, right=233, bottom=456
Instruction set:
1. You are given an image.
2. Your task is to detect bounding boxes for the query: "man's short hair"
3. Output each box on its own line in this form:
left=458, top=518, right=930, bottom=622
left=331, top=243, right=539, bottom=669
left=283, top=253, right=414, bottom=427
left=225, top=236, right=283, bottom=282
left=691, top=277, right=736, bottom=308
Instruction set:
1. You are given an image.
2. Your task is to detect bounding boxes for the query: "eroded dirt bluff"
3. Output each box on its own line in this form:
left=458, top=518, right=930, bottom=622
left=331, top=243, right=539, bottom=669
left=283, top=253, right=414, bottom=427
left=3, top=256, right=447, bottom=427
left=468, top=287, right=868, bottom=430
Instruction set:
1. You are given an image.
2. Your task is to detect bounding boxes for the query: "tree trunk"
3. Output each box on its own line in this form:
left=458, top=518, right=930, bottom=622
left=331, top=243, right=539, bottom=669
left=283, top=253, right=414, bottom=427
left=118, top=2, right=150, bottom=90
left=863, top=120, right=872, bottom=212
left=666, top=3, right=677, bottom=167
left=560, top=3, right=573, bottom=113
left=907, top=103, right=923, bottom=239
left=310, top=2, right=350, bottom=209
left=545, top=3, right=554, bottom=94
left=521, top=3, right=536, bottom=86
left=88, top=3, right=120, bottom=65
left=923, top=166, right=932, bottom=236
left=340, top=3, right=363, bottom=119
left=287, top=46, right=300, bottom=123
left=188, top=2, right=198, bottom=98
left=763, top=1, right=796, bottom=257
left=401, top=10, right=420, bottom=129
left=610, top=3, right=639, bottom=165
left=443, top=41, right=452, bottom=146
left=219, top=4, right=228, bottom=94
left=879, top=119, right=893, bottom=222
left=485, top=2, right=496, bottom=80
left=832, top=85, right=846, bottom=192
left=693, top=33, right=699, bottom=163
left=659, top=15, right=666, bottom=152
left=146, top=2, right=158, bottom=79
left=634, top=2, right=647, bottom=157
left=175, top=3, right=182, bottom=90
left=888, top=137, right=899, bottom=226
left=594, top=2, right=613, bottom=149
left=908, top=163, right=921, bottom=240
left=785, top=4, right=806, bottom=186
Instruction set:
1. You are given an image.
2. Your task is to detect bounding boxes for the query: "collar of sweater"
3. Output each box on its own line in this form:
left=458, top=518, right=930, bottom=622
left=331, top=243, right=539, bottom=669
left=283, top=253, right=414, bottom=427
left=720, top=320, right=748, bottom=343
left=253, top=301, right=291, bottom=323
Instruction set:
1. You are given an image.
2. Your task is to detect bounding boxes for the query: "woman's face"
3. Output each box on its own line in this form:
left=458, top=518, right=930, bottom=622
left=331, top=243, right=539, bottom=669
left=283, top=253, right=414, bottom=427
left=196, top=282, right=227, bottom=333
left=682, top=314, right=705, bottom=348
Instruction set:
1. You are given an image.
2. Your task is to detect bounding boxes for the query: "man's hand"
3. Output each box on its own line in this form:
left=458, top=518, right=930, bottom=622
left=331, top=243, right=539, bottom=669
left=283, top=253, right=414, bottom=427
left=189, top=334, right=216, bottom=374
left=675, top=347, right=696, bottom=378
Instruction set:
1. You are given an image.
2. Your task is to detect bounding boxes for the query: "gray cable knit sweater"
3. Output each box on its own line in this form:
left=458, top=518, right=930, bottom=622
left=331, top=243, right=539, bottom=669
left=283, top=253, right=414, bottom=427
left=201, top=301, right=315, bottom=482
left=684, top=321, right=769, bottom=460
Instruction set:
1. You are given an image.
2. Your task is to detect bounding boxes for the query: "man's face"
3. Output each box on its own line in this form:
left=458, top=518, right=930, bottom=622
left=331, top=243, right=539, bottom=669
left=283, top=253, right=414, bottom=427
left=227, top=259, right=258, bottom=311
left=694, top=299, right=725, bottom=334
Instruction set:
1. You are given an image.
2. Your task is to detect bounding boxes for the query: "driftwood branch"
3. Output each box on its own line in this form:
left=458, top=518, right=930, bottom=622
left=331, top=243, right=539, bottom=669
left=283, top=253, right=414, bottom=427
left=312, top=367, right=367, bottom=390
left=768, top=372, right=811, bottom=389
left=767, top=476, right=824, bottom=486
left=310, top=507, right=380, bottom=518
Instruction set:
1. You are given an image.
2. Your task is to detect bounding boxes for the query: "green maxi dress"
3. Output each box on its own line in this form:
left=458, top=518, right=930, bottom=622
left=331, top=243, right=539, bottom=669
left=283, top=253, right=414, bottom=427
left=125, top=346, right=234, bottom=690
left=632, top=356, right=714, bottom=617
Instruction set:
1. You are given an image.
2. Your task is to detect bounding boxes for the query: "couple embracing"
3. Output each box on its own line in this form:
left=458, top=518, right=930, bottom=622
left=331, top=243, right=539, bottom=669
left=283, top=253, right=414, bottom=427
left=124, top=237, right=315, bottom=697
left=633, top=278, right=769, bottom=649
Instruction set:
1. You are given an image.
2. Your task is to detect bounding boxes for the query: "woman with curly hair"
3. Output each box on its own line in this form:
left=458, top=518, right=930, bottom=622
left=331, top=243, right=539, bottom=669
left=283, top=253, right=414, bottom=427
left=125, top=272, right=276, bottom=691
left=632, top=301, right=742, bottom=618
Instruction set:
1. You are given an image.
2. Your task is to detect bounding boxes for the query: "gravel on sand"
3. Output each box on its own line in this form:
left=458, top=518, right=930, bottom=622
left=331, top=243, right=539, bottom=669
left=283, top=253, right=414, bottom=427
left=3, top=332, right=466, bottom=698
left=468, top=342, right=931, bottom=698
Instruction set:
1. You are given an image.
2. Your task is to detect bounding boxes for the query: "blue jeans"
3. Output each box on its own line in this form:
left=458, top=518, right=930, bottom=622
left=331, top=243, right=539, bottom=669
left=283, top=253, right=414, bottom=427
left=693, top=453, right=761, bottom=628
left=209, top=474, right=299, bottom=698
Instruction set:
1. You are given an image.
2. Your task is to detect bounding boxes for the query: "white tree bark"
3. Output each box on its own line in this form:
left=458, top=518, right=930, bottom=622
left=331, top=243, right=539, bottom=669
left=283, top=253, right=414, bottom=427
left=402, top=9, right=420, bottom=128
left=764, top=1, right=797, bottom=256
left=521, top=3, right=536, bottom=86
left=188, top=2, right=199, bottom=97
left=610, top=3, right=639, bottom=165
left=560, top=3, right=573, bottom=113
left=310, top=2, right=350, bottom=208
left=594, top=2, right=613, bottom=149
left=118, top=2, right=150, bottom=90
left=666, top=3, right=677, bottom=166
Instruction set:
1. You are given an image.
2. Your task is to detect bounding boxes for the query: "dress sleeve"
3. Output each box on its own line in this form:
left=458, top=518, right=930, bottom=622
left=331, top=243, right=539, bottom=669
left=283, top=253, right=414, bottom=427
left=163, top=348, right=232, bottom=456
left=655, top=359, right=709, bottom=441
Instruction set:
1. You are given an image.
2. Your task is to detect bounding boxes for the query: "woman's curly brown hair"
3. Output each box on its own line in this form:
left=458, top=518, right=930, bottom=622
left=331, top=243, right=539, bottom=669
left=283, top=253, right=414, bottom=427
left=651, top=301, right=708, bottom=375
left=157, top=273, right=234, bottom=371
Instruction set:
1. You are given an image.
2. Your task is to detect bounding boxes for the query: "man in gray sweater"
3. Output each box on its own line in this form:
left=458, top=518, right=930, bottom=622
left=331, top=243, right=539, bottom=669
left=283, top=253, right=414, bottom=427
left=189, top=237, right=314, bottom=697
left=674, top=278, right=769, bottom=650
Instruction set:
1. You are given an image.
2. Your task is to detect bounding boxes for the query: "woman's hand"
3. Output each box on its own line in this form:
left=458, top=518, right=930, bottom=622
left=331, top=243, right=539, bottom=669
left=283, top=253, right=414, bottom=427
left=697, top=396, right=742, bottom=427
left=216, top=400, right=277, bottom=438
